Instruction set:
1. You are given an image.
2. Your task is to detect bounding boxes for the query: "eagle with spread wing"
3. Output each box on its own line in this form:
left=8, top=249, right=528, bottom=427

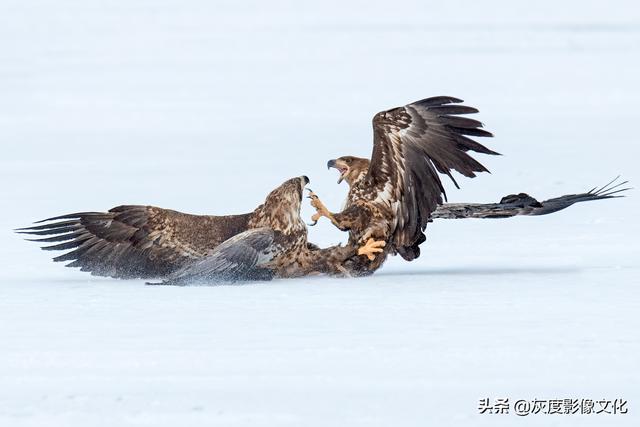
left=310, top=96, right=628, bottom=275
left=18, top=176, right=370, bottom=284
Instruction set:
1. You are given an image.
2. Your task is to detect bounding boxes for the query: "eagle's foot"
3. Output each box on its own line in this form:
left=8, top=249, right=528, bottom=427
left=357, top=238, right=386, bottom=261
left=308, top=190, right=333, bottom=224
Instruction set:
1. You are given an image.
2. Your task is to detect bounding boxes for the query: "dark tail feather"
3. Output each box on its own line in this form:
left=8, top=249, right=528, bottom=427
left=431, top=177, right=630, bottom=220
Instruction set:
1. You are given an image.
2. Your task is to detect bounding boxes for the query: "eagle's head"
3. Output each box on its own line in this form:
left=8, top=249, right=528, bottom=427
left=327, top=156, right=370, bottom=186
left=256, top=176, right=309, bottom=233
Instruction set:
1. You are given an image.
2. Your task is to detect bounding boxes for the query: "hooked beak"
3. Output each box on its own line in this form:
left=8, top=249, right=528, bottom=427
left=299, top=176, right=310, bottom=199
left=327, top=159, right=347, bottom=184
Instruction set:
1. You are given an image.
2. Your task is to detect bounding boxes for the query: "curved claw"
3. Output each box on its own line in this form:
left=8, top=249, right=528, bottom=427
left=307, top=220, right=318, bottom=227
left=307, top=210, right=322, bottom=226
left=307, top=189, right=318, bottom=200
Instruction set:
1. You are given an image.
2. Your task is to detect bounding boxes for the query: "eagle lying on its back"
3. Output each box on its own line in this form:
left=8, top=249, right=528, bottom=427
left=17, top=176, right=369, bottom=284
left=19, top=96, right=628, bottom=283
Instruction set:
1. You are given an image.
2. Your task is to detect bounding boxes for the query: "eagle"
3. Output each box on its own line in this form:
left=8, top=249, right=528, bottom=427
left=17, top=176, right=374, bottom=284
left=309, top=96, right=628, bottom=276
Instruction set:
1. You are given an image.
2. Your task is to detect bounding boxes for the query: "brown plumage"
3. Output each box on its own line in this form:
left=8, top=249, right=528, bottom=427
left=430, top=178, right=629, bottom=220
left=310, top=96, right=496, bottom=273
left=18, top=176, right=356, bottom=284
left=311, top=96, right=629, bottom=276
left=18, top=206, right=253, bottom=279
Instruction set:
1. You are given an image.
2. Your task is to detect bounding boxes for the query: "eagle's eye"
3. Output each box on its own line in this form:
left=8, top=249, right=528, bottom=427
left=345, top=159, right=352, bottom=164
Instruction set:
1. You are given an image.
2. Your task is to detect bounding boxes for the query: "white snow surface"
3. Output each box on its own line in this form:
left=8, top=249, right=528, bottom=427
left=1, top=0, right=639, bottom=425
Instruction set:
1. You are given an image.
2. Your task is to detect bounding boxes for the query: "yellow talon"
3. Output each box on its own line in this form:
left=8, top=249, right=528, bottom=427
left=357, top=238, right=386, bottom=261
left=308, top=191, right=332, bottom=221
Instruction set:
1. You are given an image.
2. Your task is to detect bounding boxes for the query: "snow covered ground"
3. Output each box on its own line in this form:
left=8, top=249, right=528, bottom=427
left=1, top=0, right=639, bottom=425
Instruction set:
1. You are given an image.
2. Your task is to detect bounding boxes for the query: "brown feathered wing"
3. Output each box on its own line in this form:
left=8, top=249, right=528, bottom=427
left=150, top=228, right=276, bottom=286
left=17, top=205, right=252, bottom=279
left=366, top=96, right=497, bottom=259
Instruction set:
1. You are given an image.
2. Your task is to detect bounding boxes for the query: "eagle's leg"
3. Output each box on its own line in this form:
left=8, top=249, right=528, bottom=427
left=308, top=191, right=339, bottom=227
left=357, top=238, right=386, bottom=261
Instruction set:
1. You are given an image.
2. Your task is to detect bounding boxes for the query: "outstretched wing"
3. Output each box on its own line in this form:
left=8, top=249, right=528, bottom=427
left=430, top=177, right=630, bottom=220
left=513, top=177, right=630, bottom=216
left=17, top=206, right=253, bottom=279
left=151, top=228, right=276, bottom=286
left=367, top=96, right=496, bottom=256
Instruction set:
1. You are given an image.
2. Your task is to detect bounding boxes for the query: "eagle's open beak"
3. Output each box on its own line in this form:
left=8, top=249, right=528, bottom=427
left=327, top=159, right=348, bottom=184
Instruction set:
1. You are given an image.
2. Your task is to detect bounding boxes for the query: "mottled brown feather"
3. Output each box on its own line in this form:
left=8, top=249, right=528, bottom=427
left=19, top=207, right=253, bottom=279
left=366, top=96, right=496, bottom=259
